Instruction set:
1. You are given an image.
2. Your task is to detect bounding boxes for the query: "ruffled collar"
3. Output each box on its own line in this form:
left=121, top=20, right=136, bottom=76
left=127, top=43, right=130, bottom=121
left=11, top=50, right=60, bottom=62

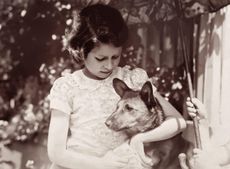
left=72, top=67, right=120, bottom=91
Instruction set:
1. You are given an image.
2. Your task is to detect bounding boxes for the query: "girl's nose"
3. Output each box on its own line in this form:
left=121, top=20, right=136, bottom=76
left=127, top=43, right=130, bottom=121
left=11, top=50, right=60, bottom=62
left=105, top=60, right=113, bottom=70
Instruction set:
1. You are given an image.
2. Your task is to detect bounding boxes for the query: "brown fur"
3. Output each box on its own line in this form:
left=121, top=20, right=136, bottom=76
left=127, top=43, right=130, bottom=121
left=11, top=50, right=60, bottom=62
left=105, top=78, right=189, bottom=169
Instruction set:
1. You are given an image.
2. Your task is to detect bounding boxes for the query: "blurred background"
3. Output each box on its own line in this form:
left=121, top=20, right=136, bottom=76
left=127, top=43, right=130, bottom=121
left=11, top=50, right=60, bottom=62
left=1, top=0, right=230, bottom=169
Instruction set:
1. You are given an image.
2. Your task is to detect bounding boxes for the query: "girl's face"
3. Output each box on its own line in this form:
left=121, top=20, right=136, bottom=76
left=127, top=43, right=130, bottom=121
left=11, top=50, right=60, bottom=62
left=83, top=43, right=122, bottom=80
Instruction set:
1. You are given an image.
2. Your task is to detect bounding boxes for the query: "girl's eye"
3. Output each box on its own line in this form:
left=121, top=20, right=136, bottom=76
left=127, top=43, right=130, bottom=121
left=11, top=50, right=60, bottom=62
left=95, top=57, right=105, bottom=61
left=112, top=55, right=120, bottom=60
left=125, top=104, right=133, bottom=111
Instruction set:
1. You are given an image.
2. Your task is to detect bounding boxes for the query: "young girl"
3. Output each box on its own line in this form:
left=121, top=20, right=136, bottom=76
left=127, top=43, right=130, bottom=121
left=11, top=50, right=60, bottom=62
left=47, top=4, right=186, bottom=169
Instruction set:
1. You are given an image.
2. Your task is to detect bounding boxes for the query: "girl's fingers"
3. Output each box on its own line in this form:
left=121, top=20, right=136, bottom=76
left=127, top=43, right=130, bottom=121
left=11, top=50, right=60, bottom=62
left=187, top=107, right=197, bottom=113
left=178, top=153, right=189, bottom=169
left=187, top=97, right=207, bottom=119
left=193, top=148, right=202, bottom=154
left=187, top=97, right=202, bottom=108
left=191, top=98, right=202, bottom=106
left=187, top=102, right=199, bottom=119
left=140, top=154, right=153, bottom=166
left=186, top=100, right=194, bottom=107
left=188, top=112, right=198, bottom=118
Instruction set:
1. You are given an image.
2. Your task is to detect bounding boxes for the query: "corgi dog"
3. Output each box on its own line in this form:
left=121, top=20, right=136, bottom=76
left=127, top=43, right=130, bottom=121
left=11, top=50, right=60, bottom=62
left=105, top=78, right=189, bottom=169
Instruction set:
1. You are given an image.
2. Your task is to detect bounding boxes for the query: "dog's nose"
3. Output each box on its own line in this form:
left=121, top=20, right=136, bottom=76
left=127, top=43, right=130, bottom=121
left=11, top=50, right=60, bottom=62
left=105, top=120, right=112, bottom=128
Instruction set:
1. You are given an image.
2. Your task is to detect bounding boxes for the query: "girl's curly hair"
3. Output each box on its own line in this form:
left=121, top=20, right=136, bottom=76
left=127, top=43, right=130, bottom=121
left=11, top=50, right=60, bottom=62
left=67, top=4, right=129, bottom=64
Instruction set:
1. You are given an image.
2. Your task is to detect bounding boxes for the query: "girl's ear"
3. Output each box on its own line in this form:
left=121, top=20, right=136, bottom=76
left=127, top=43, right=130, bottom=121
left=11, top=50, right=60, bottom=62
left=140, top=81, right=157, bottom=109
left=113, top=78, right=130, bottom=97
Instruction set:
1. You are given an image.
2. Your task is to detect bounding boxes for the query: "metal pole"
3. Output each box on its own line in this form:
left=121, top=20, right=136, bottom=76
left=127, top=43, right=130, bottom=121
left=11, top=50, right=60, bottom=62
left=178, top=19, right=202, bottom=149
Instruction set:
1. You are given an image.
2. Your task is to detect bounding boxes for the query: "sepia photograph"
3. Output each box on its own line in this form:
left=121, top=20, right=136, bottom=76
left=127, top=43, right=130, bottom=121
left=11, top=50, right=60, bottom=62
left=1, top=0, right=230, bottom=169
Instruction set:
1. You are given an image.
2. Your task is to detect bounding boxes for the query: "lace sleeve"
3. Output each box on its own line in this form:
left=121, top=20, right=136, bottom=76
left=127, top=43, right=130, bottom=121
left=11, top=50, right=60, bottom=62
left=48, top=76, right=73, bottom=114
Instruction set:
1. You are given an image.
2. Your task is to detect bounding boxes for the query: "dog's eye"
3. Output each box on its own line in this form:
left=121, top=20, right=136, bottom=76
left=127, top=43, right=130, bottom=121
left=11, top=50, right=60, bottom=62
left=125, top=104, right=133, bottom=111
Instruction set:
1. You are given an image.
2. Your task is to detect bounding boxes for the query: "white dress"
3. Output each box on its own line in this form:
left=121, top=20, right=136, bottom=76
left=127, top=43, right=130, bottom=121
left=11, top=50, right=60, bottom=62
left=48, top=66, right=155, bottom=169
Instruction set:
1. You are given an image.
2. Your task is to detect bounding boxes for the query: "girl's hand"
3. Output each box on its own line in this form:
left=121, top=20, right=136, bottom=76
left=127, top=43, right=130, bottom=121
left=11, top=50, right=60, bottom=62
left=186, top=97, right=207, bottom=120
left=179, top=149, right=222, bottom=169
left=130, top=134, right=153, bottom=167
left=178, top=153, right=189, bottom=169
left=190, top=148, right=221, bottom=169
left=96, top=151, right=129, bottom=169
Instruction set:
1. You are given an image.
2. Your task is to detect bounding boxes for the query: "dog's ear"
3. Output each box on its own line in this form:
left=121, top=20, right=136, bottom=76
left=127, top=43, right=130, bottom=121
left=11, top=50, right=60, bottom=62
left=113, top=78, right=131, bottom=97
left=140, top=81, right=157, bottom=109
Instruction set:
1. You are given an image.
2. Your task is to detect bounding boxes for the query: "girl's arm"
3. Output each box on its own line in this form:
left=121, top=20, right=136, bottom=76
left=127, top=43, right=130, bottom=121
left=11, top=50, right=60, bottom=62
left=136, top=92, right=186, bottom=143
left=47, top=109, right=128, bottom=169
left=48, top=109, right=99, bottom=169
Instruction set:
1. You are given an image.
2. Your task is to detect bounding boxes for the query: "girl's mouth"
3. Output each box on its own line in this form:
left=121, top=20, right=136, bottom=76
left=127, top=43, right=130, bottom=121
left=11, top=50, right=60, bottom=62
left=100, top=71, right=112, bottom=74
